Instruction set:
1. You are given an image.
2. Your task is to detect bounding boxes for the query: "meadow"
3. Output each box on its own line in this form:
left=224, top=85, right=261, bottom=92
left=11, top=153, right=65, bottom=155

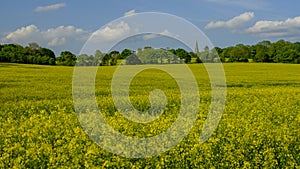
left=0, top=63, right=299, bottom=168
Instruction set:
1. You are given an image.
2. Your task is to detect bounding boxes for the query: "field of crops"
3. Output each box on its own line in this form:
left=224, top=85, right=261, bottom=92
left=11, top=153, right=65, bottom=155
left=0, top=63, right=299, bottom=168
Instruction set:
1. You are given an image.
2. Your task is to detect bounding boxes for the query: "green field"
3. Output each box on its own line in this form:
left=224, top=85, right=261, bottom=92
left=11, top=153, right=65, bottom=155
left=0, top=63, right=299, bottom=168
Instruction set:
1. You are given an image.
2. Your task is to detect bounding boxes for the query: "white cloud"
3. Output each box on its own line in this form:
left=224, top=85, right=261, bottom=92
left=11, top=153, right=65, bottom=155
left=34, top=3, right=66, bottom=12
left=143, top=33, right=160, bottom=40
left=246, top=16, right=300, bottom=39
left=205, top=12, right=254, bottom=29
left=4, top=25, right=41, bottom=43
left=160, top=29, right=173, bottom=37
left=44, top=25, right=88, bottom=42
left=48, top=37, right=66, bottom=46
left=143, top=29, right=179, bottom=40
left=93, top=21, right=131, bottom=41
left=1, top=24, right=90, bottom=54
left=124, top=9, right=136, bottom=17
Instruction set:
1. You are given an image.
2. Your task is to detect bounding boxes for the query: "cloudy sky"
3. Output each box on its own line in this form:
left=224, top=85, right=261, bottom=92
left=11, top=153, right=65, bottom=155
left=1, top=0, right=300, bottom=55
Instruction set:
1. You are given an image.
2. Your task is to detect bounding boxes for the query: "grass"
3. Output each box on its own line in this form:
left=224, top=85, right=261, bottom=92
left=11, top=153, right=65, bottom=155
left=0, top=63, right=299, bottom=168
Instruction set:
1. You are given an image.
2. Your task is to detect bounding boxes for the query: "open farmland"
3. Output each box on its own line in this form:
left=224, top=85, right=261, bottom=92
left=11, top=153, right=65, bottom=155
left=0, top=63, right=299, bottom=168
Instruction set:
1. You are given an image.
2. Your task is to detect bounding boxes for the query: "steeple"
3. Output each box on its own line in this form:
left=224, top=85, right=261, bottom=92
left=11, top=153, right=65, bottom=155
left=195, top=40, right=199, bottom=54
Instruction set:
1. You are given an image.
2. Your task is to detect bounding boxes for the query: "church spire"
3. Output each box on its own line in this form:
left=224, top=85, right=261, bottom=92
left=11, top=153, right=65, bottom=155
left=195, top=40, right=199, bottom=54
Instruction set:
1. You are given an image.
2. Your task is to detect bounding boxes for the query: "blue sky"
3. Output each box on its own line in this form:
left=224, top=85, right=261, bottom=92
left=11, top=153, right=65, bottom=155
left=1, top=0, right=300, bottom=55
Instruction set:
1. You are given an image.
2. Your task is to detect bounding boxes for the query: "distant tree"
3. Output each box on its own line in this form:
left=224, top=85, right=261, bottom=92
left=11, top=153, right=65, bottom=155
left=144, top=46, right=152, bottom=50
left=48, top=58, right=55, bottom=65
left=108, top=51, right=119, bottom=65
left=0, top=44, right=24, bottom=63
left=210, top=47, right=221, bottom=62
left=258, top=40, right=271, bottom=48
left=235, top=44, right=250, bottom=62
left=126, top=54, right=142, bottom=65
left=254, top=44, right=269, bottom=62
left=76, top=54, right=89, bottom=66
left=101, top=54, right=111, bottom=66
left=195, top=56, right=203, bottom=63
left=168, top=48, right=176, bottom=55
left=93, top=50, right=104, bottom=66
left=214, top=47, right=223, bottom=55
left=110, top=54, right=118, bottom=66
left=58, top=51, right=77, bottom=66
left=2, top=39, right=300, bottom=66
left=138, top=47, right=155, bottom=64
left=38, top=47, right=56, bottom=65
left=175, top=48, right=190, bottom=63
left=28, top=42, right=40, bottom=50
left=120, top=49, right=133, bottom=59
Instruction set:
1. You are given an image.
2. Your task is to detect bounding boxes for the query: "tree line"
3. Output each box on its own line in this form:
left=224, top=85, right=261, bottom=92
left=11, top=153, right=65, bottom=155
left=1, top=39, right=300, bottom=66
left=66, top=46, right=195, bottom=66
left=76, top=40, right=300, bottom=65
left=0, top=43, right=77, bottom=66
left=216, top=40, right=300, bottom=63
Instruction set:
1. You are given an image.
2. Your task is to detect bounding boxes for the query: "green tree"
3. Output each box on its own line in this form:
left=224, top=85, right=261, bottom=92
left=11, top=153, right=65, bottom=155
left=254, top=45, right=269, bottom=62
left=76, top=54, right=89, bottom=66
left=94, top=50, right=104, bottom=66
left=175, top=48, right=190, bottom=63
left=101, top=54, right=111, bottom=66
left=58, top=51, right=77, bottom=66
left=120, top=49, right=133, bottom=59
left=39, top=47, right=56, bottom=65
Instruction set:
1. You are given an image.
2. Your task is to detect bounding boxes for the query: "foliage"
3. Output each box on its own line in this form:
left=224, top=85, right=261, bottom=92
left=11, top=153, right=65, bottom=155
left=134, top=47, right=190, bottom=64
left=76, top=50, right=106, bottom=66
left=125, top=53, right=142, bottom=65
left=0, top=63, right=299, bottom=168
left=217, top=39, right=300, bottom=63
left=120, top=49, right=134, bottom=59
left=0, top=43, right=56, bottom=65
left=2, top=39, right=300, bottom=67
left=56, top=51, right=77, bottom=66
